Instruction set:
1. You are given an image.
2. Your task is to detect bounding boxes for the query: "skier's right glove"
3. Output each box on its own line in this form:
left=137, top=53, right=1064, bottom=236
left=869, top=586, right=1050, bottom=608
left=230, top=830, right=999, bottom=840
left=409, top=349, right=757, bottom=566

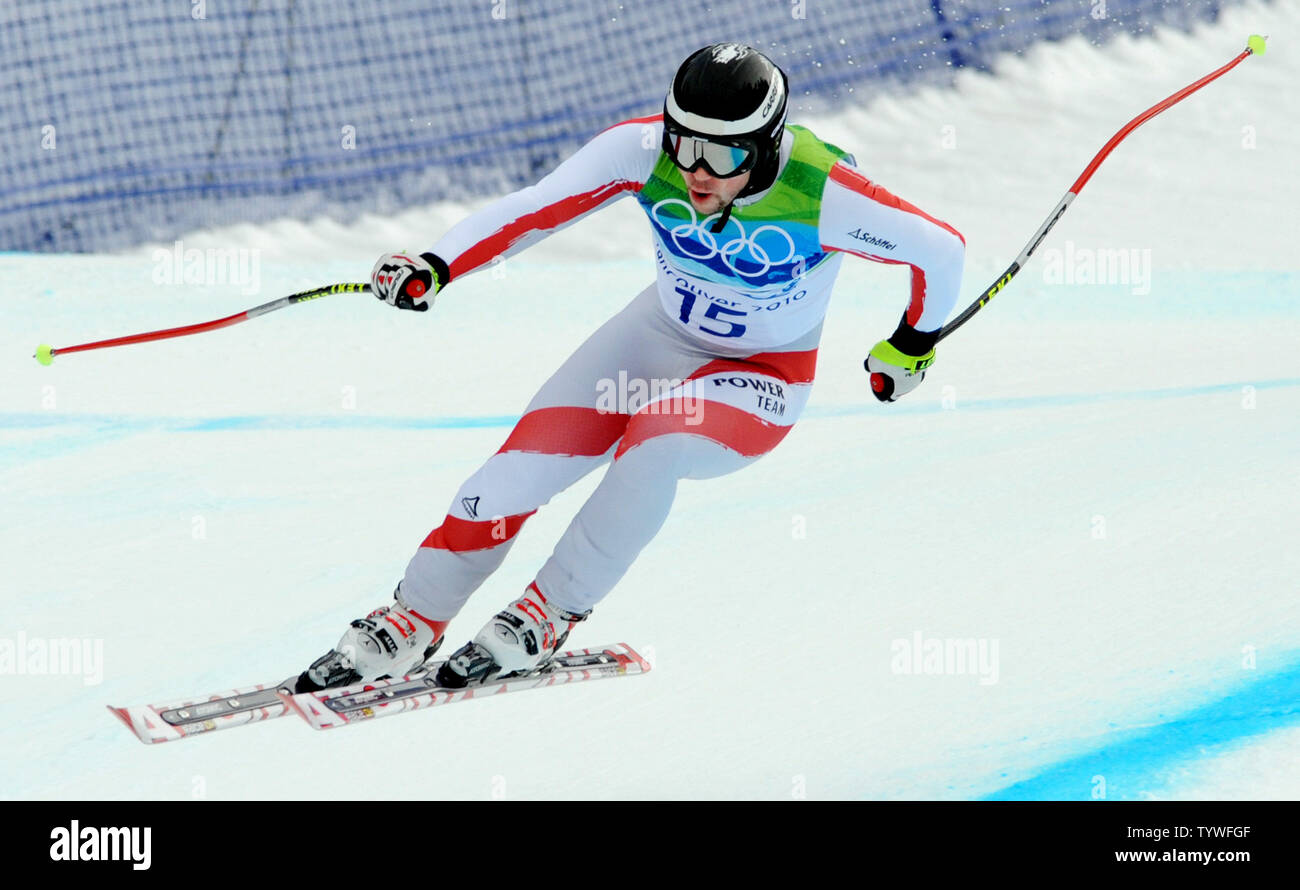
left=370, top=251, right=449, bottom=312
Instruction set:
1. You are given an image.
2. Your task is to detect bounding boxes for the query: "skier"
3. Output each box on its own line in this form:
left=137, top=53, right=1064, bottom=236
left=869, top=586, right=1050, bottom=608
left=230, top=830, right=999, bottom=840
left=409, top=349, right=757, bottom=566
left=297, top=43, right=965, bottom=692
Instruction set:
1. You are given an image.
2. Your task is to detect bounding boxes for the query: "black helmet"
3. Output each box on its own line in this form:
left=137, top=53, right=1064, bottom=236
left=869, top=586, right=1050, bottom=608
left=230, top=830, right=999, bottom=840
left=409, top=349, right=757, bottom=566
left=662, top=43, right=789, bottom=199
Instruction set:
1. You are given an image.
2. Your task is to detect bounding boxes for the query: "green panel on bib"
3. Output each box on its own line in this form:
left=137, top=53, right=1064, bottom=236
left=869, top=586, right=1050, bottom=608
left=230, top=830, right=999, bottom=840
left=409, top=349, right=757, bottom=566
left=637, top=125, right=853, bottom=289
left=640, top=125, right=850, bottom=226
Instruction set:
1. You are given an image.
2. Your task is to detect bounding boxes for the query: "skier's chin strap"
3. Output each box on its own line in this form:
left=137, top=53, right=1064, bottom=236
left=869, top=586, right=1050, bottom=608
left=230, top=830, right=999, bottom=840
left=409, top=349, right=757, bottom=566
left=709, top=141, right=783, bottom=233
left=709, top=202, right=734, bottom=234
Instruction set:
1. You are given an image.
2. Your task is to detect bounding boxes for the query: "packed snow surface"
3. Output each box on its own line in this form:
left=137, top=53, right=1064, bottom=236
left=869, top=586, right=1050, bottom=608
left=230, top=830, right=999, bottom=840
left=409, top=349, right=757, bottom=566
left=1, top=0, right=1295, bottom=799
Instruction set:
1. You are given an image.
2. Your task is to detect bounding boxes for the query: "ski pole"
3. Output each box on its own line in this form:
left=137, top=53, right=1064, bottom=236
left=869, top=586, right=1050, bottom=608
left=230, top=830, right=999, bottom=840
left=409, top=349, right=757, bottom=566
left=34, top=282, right=370, bottom=365
left=934, top=34, right=1267, bottom=344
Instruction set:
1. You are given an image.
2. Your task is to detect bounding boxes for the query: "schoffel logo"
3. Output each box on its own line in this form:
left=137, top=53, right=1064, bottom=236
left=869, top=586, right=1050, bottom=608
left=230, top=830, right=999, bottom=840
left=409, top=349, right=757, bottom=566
left=651, top=198, right=800, bottom=279
left=846, top=228, right=897, bottom=252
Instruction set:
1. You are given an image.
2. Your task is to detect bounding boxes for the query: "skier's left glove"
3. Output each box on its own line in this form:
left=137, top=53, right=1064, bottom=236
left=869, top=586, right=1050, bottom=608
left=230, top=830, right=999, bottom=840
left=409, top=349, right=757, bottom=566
left=370, top=251, right=449, bottom=312
left=864, top=318, right=939, bottom=402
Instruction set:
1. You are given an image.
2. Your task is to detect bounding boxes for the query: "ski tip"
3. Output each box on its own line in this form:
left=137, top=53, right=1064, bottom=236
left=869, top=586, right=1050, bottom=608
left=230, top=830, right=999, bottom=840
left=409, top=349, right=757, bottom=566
left=275, top=690, right=302, bottom=717
left=612, top=642, right=653, bottom=674
left=275, top=689, right=320, bottom=727
left=106, top=705, right=151, bottom=745
left=276, top=689, right=350, bottom=730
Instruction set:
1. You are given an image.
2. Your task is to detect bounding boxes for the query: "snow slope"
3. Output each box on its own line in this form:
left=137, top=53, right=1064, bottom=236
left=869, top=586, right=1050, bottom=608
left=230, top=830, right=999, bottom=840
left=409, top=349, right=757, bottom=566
left=1, top=0, right=1295, bottom=800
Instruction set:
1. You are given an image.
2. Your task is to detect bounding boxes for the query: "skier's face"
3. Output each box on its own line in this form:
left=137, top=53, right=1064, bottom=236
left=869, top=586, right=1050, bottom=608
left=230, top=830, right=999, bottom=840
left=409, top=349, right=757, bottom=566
left=683, top=167, right=751, bottom=214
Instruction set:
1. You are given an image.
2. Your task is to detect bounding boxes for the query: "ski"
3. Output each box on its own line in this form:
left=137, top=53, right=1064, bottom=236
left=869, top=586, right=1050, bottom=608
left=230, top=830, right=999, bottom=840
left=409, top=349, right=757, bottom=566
left=108, top=642, right=651, bottom=743
left=281, top=642, right=651, bottom=731
left=108, top=676, right=301, bottom=745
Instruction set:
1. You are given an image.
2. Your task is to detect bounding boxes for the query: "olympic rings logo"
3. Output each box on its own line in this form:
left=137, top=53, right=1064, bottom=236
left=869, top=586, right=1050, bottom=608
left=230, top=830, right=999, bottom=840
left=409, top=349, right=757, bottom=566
left=650, top=198, right=800, bottom=279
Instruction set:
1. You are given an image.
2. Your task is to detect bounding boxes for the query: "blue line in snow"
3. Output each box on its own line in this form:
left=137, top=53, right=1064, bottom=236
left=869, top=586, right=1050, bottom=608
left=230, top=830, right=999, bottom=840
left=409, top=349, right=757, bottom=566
left=4, top=376, right=1299, bottom=437
left=983, top=657, right=1300, bottom=801
left=0, top=412, right=522, bottom=434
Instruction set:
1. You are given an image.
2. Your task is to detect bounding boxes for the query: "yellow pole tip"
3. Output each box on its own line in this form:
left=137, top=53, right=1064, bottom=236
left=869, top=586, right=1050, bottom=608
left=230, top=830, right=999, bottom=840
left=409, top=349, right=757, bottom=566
left=1248, top=35, right=1267, bottom=55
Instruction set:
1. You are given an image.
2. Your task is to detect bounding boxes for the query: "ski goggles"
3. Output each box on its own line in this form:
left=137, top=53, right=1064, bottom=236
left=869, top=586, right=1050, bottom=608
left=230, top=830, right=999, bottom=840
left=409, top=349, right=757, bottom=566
left=663, top=122, right=759, bottom=178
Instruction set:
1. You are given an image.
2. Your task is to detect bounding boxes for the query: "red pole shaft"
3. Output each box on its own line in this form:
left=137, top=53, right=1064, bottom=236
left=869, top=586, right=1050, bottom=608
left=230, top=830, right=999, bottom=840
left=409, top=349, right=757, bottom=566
left=40, top=282, right=369, bottom=362
left=934, top=42, right=1260, bottom=345
left=1069, top=47, right=1253, bottom=195
left=52, top=310, right=251, bottom=358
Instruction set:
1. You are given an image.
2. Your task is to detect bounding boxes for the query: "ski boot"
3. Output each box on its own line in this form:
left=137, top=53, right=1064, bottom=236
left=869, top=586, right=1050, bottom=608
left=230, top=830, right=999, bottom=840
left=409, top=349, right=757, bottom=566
left=436, top=583, right=589, bottom=688
left=295, top=583, right=449, bottom=692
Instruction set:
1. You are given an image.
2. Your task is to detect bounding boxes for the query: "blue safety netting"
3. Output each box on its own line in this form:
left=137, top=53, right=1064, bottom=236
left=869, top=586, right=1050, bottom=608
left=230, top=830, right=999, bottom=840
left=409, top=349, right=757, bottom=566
left=0, top=0, right=1248, bottom=252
